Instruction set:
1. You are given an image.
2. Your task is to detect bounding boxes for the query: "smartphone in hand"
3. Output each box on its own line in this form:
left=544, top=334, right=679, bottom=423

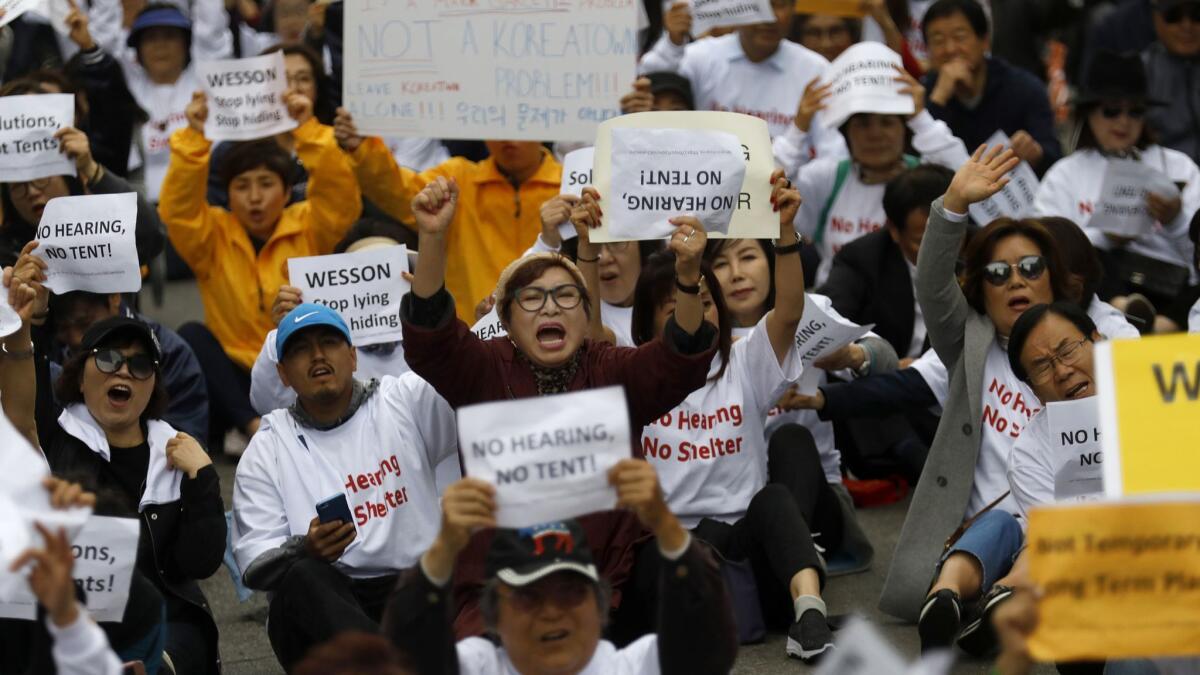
left=316, top=493, right=353, bottom=526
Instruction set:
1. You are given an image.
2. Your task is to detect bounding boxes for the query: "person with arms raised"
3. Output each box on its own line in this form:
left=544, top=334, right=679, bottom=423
left=400, top=177, right=720, bottom=637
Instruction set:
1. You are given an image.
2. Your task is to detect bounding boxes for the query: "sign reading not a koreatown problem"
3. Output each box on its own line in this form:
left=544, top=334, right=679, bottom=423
left=689, top=0, right=774, bottom=36
left=342, top=0, right=637, bottom=142
left=458, top=386, right=630, bottom=528
left=0, top=93, right=75, bottom=183
left=1096, top=332, right=1200, bottom=497
left=34, top=192, right=141, bottom=294
left=198, top=51, right=298, bottom=142
left=591, top=111, right=775, bottom=242
left=1027, top=500, right=1200, bottom=661
left=606, top=127, right=747, bottom=240
left=288, top=246, right=411, bottom=346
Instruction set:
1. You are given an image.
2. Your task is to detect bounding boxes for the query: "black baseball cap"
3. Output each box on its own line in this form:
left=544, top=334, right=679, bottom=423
left=485, top=520, right=598, bottom=587
left=80, top=316, right=162, bottom=362
left=646, top=72, right=696, bottom=111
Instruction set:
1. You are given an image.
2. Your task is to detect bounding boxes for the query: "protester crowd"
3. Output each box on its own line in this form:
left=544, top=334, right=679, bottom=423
left=1, top=0, right=1199, bottom=672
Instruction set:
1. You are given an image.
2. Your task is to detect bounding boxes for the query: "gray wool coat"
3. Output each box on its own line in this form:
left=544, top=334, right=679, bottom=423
left=878, top=197, right=999, bottom=621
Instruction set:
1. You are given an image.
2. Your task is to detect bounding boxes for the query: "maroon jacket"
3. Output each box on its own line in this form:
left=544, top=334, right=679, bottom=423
left=401, top=289, right=719, bottom=637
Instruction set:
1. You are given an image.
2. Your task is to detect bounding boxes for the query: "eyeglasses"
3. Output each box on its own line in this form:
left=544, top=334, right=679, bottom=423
left=514, top=284, right=584, bottom=313
left=982, top=255, right=1046, bottom=286
left=1160, top=2, right=1200, bottom=23
left=92, top=349, right=158, bottom=380
left=502, top=574, right=593, bottom=613
left=1027, top=338, right=1090, bottom=385
left=1099, top=104, right=1147, bottom=120
left=10, top=177, right=54, bottom=199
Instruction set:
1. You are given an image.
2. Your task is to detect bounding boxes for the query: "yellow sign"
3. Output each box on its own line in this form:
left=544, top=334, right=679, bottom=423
left=1027, top=500, right=1200, bottom=661
left=1095, top=333, right=1200, bottom=497
left=794, top=0, right=866, bottom=18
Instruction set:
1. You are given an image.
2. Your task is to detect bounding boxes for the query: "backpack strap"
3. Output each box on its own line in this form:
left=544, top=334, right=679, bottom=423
left=815, top=159, right=853, bottom=246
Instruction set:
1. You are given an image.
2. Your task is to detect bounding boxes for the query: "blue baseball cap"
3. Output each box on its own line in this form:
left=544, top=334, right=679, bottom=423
left=276, top=303, right=353, bottom=357
left=127, top=6, right=192, bottom=48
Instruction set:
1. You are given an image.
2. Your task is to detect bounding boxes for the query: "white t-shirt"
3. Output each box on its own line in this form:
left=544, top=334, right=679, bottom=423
left=456, top=635, right=658, bottom=675
left=1190, top=296, right=1200, bottom=333
left=644, top=316, right=800, bottom=527
left=639, top=33, right=847, bottom=154
left=970, top=340, right=1040, bottom=518
left=1007, top=405, right=1104, bottom=526
left=385, top=136, right=452, bottom=172
left=1034, top=146, right=1200, bottom=281
left=906, top=258, right=927, bottom=359
left=775, top=110, right=969, bottom=285
left=232, top=374, right=457, bottom=578
left=602, top=302, right=635, bottom=347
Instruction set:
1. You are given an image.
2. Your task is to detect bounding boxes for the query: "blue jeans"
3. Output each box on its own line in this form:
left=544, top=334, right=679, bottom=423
left=940, top=509, right=1023, bottom=593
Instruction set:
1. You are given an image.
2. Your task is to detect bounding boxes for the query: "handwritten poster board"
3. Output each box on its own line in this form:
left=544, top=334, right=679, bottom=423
left=343, top=0, right=638, bottom=141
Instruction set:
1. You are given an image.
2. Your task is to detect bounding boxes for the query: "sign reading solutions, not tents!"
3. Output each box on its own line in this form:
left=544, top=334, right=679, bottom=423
left=458, top=387, right=630, bottom=528
left=342, top=0, right=637, bottom=142
left=0, top=93, right=75, bottom=182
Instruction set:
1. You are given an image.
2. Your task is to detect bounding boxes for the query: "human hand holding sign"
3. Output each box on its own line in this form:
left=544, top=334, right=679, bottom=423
left=664, top=2, right=692, bottom=45
left=10, top=241, right=49, bottom=324
left=165, top=433, right=212, bottom=479
left=55, top=127, right=101, bottom=184
left=570, top=187, right=604, bottom=258
left=284, top=88, right=313, bottom=127
left=776, top=385, right=824, bottom=412
left=794, top=78, right=832, bottom=133
left=1146, top=191, right=1182, bottom=224
left=539, top=194, right=580, bottom=249
left=9, top=479, right=96, bottom=628
left=64, top=0, right=96, bottom=51
left=185, top=91, right=208, bottom=135
left=894, top=64, right=926, bottom=117
left=814, top=343, right=867, bottom=372
left=944, top=144, right=1020, bottom=215
left=333, top=107, right=364, bottom=153
left=1008, top=130, right=1043, bottom=168
left=619, top=78, right=654, bottom=115
left=421, top=478, right=496, bottom=582
left=272, top=285, right=303, bottom=326
left=609, top=459, right=687, bottom=553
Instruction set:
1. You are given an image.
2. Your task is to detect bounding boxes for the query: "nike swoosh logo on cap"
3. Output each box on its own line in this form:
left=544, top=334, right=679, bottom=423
left=294, top=311, right=320, bottom=323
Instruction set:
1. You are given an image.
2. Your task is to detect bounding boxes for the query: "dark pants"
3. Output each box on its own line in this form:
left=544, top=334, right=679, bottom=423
left=767, top=424, right=845, bottom=555
left=178, top=322, right=257, bottom=454
left=267, top=558, right=397, bottom=671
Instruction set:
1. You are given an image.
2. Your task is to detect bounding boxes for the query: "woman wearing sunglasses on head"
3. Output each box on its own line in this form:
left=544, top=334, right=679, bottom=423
left=878, top=146, right=1084, bottom=657
left=1035, top=50, right=1200, bottom=334
left=6, top=245, right=226, bottom=675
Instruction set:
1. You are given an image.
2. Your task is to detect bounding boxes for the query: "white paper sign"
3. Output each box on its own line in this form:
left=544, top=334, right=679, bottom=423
left=198, top=52, right=297, bottom=142
left=34, top=192, right=141, bottom=294
left=820, top=42, right=912, bottom=129
left=0, top=0, right=40, bottom=28
left=0, top=516, right=140, bottom=622
left=969, top=130, right=1040, bottom=224
left=0, top=288, right=21, bottom=338
left=458, top=386, right=630, bottom=528
left=815, top=617, right=953, bottom=675
left=794, top=295, right=872, bottom=394
left=592, top=111, right=775, bottom=242
left=1090, top=159, right=1181, bottom=238
left=558, top=146, right=596, bottom=241
left=342, top=0, right=636, bottom=142
left=607, top=127, right=746, bottom=240
left=1047, top=398, right=1105, bottom=502
left=0, top=94, right=75, bottom=182
left=471, top=307, right=508, bottom=341
left=288, top=246, right=410, bottom=346
left=689, top=0, right=774, bottom=36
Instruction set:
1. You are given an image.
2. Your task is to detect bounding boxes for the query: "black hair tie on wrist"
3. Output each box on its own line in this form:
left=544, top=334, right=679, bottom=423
left=774, top=240, right=804, bottom=256
left=675, top=277, right=701, bottom=295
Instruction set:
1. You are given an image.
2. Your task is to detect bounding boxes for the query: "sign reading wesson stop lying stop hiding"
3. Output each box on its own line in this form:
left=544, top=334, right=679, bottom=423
left=288, top=246, right=410, bottom=346
left=198, top=51, right=296, bottom=142
left=458, top=387, right=630, bottom=528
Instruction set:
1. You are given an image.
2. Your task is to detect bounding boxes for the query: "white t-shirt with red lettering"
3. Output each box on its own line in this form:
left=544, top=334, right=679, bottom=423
left=971, top=341, right=1041, bottom=519
left=643, top=317, right=801, bottom=528
left=231, top=374, right=458, bottom=578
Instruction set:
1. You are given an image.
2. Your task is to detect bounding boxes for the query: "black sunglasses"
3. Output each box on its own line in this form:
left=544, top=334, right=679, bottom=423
left=982, top=255, right=1046, bottom=286
left=1099, top=104, right=1147, bottom=120
left=92, top=348, right=158, bottom=380
left=1161, top=3, right=1200, bottom=23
